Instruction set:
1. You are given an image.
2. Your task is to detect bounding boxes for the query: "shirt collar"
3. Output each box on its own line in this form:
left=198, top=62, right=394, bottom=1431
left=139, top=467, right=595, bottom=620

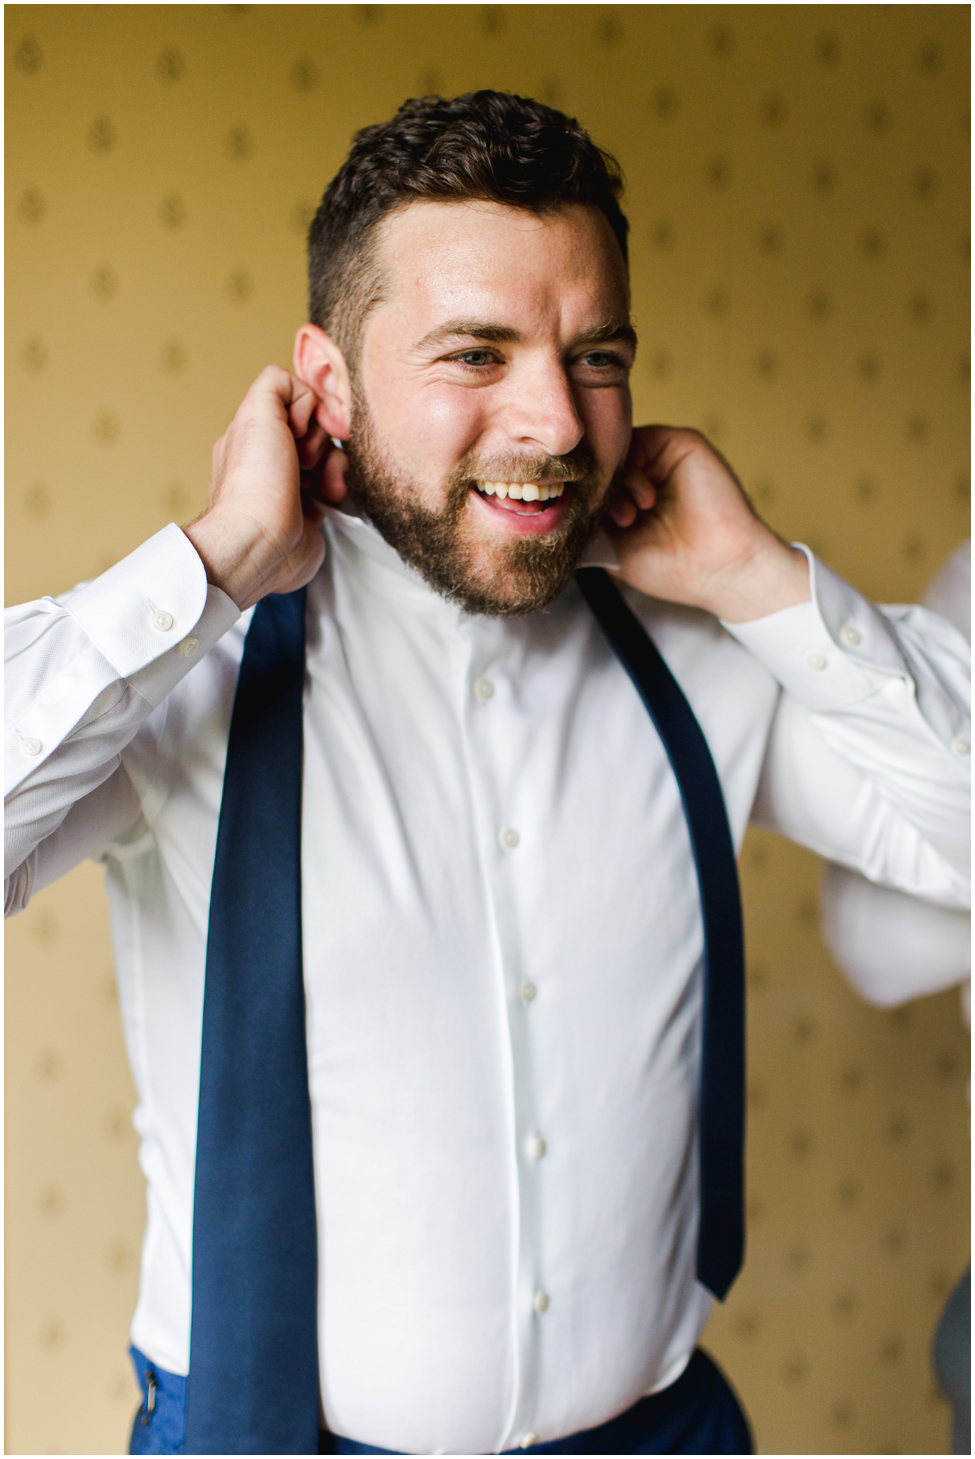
left=323, top=505, right=462, bottom=616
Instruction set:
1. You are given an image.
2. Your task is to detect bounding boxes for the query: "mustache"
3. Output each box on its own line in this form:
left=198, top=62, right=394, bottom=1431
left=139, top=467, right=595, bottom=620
left=451, top=441, right=599, bottom=487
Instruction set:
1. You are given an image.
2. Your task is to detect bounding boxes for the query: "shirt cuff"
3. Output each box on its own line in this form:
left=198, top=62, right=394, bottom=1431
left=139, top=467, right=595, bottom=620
left=61, top=523, right=238, bottom=679
left=6, top=530, right=240, bottom=790
left=126, top=580, right=241, bottom=709
left=720, top=546, right=910, bottom=711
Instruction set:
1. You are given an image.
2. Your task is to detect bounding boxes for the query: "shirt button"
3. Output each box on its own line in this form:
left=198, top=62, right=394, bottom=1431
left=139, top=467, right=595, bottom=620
left=951, top=737, right=970, bottom=756
left=840, top=625, right=861, bottom=647
left=805, top=650, right=827, bottom=671
left=519, top=1433, right=539, bottom=1450
left=498, top=826, right=520, bottom=850
left=22, top=737, right=43, bottom=756
left=473, top=677, right=494, bottom=700
left=532, top=1290, right=550, bottom=1313
left=518, top=981, right=537, bottom=1003
left=527, top=1136, right=547, bottom=1159
left=178, top=637, right=200, bottom=657
left=152, top=610, right=175, bottom=632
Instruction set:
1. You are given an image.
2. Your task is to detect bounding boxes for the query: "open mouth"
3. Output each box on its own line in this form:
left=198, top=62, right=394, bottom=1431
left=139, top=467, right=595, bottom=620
left=470, top=480, right=572, bottom=518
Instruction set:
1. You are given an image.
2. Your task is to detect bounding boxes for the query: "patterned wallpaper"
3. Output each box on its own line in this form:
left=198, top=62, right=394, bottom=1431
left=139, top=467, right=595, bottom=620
left=5, top=5, right=970, bottom=1454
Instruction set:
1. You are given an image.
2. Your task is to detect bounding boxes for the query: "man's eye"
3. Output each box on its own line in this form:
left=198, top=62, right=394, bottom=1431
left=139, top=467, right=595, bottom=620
left=578, top=351, right=626, bottom=370
left=453, top=349, right=498, bottom=368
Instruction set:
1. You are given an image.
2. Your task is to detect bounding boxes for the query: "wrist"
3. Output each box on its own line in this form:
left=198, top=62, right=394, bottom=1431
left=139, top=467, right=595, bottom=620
left=183, top=513, right=268, bottom=611
left=707, top=538, right=811, bottom=624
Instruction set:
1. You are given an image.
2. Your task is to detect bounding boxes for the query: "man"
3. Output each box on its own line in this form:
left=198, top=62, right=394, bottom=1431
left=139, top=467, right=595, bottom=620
left=5, top=92, right=970, bottom=1456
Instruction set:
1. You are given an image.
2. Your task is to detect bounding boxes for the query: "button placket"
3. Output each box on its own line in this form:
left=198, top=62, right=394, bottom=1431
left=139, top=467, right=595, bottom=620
left=463, top=632, right=546, bottom=1450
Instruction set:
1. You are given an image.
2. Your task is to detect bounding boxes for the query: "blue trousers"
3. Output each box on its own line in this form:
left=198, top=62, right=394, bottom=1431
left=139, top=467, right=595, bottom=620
left=933, top=1266, right=971, bottom=1455
left=130, top=1345, right=751, bottom=1455
left=129, top=1348, right=187, bottom=1456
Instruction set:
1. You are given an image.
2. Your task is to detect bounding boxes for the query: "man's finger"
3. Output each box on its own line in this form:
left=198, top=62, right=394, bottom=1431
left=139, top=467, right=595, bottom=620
left=607, top=496, right=638, bottom=528
left=628, top=425, right=700, bottom=484
left=286, top=385, right=319, bottom=443
left=623, top=467, right=656, bottom=510
left=296, top=416, right=331, bottom=470
left=320, top=446, right=348, bottom=504
left=247, top=364, right=319, bottom=436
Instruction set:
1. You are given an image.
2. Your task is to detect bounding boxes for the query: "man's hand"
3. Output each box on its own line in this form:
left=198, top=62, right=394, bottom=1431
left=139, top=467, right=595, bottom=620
left=184, top=366, right=348, bottom=610
left=605, top=426, right=811, bottom=623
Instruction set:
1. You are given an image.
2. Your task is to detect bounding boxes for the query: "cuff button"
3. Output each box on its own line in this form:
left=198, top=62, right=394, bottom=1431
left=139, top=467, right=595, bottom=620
left=22, top=737, right=43, bottom=756
left=178, top=637, right=200, bottom=658
left=152, top=610, right=175, bottom=632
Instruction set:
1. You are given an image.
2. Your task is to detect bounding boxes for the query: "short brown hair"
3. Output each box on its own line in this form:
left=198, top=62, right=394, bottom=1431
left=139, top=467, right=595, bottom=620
left=307, top=90, right=628, bottom=360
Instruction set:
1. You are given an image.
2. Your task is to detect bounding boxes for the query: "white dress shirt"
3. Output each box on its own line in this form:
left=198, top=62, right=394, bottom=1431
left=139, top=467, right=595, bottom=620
left=820, top=540, right=971, bottom=1012
left=5, top=511, right=970, bottom=1454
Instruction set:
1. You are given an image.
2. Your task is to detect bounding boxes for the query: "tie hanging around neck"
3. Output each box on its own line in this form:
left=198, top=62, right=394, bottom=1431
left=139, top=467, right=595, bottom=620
left=186, top=568, right=746, bottom=1453
left=186, top=587, right=319, bottom=1456
left=577, top=568, right=745, bottom=1301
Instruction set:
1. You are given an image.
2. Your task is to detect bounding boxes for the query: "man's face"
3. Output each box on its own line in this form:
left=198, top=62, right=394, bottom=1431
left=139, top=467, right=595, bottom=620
left=343, top=200, right=635, bottom=615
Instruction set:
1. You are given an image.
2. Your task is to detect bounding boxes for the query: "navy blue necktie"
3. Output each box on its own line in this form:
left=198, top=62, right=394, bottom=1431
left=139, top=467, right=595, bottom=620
left=186, top=569, right=745, bottom=1453
left=576, top=568, right=745, bottom=1302
left=186, top=588, right=319, bottom=1455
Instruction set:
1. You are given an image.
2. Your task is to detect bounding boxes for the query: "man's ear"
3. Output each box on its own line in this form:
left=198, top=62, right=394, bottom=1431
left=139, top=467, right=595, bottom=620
left=293, top=324, right=352, bottom=439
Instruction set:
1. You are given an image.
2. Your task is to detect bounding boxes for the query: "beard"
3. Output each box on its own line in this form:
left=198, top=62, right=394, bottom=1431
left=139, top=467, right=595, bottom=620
left=342, top=394, right=610, bottom=617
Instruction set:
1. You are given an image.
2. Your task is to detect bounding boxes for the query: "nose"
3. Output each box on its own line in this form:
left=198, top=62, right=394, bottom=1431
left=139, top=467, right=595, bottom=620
left=503, top=356, right=584, bottom=459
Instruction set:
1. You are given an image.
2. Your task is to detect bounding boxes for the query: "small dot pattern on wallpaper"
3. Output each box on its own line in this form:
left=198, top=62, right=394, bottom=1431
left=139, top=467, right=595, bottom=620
left=5, top=6, right=970, bottom=1455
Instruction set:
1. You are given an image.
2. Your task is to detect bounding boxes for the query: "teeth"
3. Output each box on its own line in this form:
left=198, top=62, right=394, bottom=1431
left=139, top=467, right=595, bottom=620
left=476, top=481, right=568, bottom=501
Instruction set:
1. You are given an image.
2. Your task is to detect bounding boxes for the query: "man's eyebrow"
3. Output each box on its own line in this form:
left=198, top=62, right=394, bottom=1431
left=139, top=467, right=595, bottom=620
left=414, top=319, right=638, bottom=351
left=574, top=321, right=638, bottom=350
left=415, top=321, right=524, bottom=350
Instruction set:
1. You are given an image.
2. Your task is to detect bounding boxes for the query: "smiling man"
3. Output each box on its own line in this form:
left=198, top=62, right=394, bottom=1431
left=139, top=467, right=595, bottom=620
left=299, top=199, right=635, bottom=617
left=4, top=92, right=970, bottom=1457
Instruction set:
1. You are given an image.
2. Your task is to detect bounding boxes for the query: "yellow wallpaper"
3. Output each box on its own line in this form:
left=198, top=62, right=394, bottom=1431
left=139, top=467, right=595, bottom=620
left=5, top=5, right=970, bottom=1454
